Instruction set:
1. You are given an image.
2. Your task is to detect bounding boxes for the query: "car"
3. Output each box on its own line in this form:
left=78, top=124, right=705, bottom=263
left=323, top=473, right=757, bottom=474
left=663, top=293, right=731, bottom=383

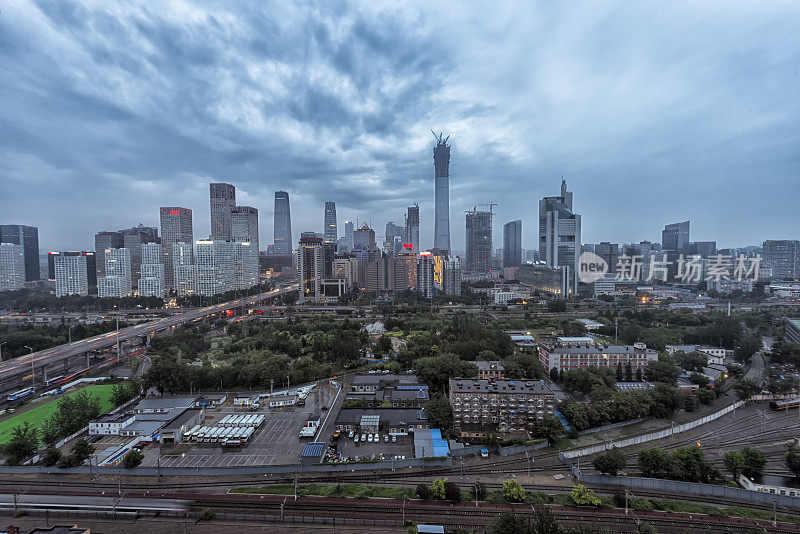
left=384, top=435, right=389, bottom=443
left=361, top=433, right=367, bottom=442
left=354, top=435, right=359, bottom=443
left=367, top=434, right=373, bottom=442
left=373, top=433, right=379, bottom=442
left=392, top=435, right=397, bottom=443
left=348, top=430, right=354, bottom=439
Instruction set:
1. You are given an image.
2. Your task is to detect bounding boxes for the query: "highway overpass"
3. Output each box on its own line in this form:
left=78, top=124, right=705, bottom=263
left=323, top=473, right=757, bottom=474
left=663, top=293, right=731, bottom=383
left=0, top=284, right=299, bottom=394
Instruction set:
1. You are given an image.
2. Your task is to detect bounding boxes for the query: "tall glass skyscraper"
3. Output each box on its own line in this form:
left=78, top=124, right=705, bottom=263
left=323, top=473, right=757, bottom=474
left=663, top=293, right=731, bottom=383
left=0, top=224, right=40, bottom=282
left=160, top=207, right=193, bottom=289
left=273, top=191, right=292, bottom=255
left=432, top=132, right=451, bottom=253
left=324, top=201, right=337, bottom=244
left=405, top=204, right=420, bottom=253
left=503, top=220, right=522, bottom=268
left=210, top=183, right=236, bottom=240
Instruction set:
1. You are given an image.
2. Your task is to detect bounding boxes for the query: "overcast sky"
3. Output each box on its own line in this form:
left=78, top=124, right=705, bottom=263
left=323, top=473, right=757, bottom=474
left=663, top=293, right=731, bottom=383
left=2, top=1, right=799, bottom=253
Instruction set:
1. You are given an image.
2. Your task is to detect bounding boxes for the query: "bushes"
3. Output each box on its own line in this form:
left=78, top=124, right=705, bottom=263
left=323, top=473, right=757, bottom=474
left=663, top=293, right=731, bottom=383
left=123, top=449, right=144, bottom=469
left=638, top=446, right=723, bottom=484
left=593, top=448, right=627, bottom=476
left=569, top=484, right=601, bottom=506
left=501, top=480, right=526, bottom=503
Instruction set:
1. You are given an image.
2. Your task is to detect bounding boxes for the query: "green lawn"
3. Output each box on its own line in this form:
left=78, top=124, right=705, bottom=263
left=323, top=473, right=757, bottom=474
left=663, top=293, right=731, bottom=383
left=0, top=384, right=116, bottom=444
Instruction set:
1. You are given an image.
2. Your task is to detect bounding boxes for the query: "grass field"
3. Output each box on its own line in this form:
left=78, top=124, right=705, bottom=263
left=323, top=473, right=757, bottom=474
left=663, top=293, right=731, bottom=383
left=0, top=384, right=116, bottom=445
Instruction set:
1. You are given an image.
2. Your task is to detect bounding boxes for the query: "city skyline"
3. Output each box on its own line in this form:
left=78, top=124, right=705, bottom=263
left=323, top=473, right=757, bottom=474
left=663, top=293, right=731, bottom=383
left=2, top=2, right=800, bottom=252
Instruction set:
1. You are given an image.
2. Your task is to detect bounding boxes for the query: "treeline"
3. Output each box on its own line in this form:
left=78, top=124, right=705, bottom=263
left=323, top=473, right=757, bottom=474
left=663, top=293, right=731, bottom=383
left=0, top=320, right=130, bottom=360
left=40, top=391, right=102, bottom=445
left=0, top=288, right=163, bottom=313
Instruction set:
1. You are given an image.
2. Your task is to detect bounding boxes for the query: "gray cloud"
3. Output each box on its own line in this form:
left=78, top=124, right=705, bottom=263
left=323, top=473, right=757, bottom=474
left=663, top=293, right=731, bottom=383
left=1, top=0, right=799, bottom=253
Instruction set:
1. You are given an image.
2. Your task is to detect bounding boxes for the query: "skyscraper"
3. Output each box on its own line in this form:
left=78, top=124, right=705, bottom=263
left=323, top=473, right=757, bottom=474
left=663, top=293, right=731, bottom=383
left=661, top=221, right=690, bottom=252
left=0, top=224, right=40, bottom=282
left=763, top=240, right=800, bottom=280
left=210, top=183, right=236, bottom=240
left=465, top=209, right=493, bottom=273
left=539, top=180, right=581, bottom=295
left=160, top=207, right=193, bottom=289
left=138, top=242, right=164, bottom=297
left=405, top=204, right=420, bottom=253
left=98, top=248, right=132, bottom=297
left=503, top=220, right=522, bottom=268
left=0, top=243, right=25, bottom=291
left=120, top=225, right=159, bottom=290
left=54, top=253, right=88, bottom=297
left=195, top=240, right=235, bottom=296
left=432, top=132, right=451, bottom=253
left=353, top=222, right=376, bottom=250
left=231, top=206, right=259, bottom=250
left=344, top=220, right=355, bottom=252
left=172, top=242, right=196, bottom=297
left=273, top=191, right=292, bottom=255
left=296, top=235, right=324, bottom=303
left=94, top=231, right=124, bottom=281
left=324, top=202, right=337, bottom=244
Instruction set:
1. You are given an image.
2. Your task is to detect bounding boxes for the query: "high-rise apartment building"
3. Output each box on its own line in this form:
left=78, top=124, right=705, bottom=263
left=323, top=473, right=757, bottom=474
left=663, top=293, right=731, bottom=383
left=296, top=235, right=324, bottom=303
left=138, top=242, right=164, bottom=297
left=195, top=240, right=235, bottom=296
left=48, top=251, right=96, bottom=287
left=662, top=221, right=690, bottom=252
left=333, top=256, right=360, bottom=291
left=0, top=243, right=25, bottom=291
left=405, top=204, right=420, bottom=253
left=234, top=241, right=259, bottom=290
left=98, top=248, right=132, bottom=297
left=273, top=191, right=292, bottom=255
left=502, top=220, right=522, bottom=268
left=763, top=240, right=800, bottom=280
left=54, top=253, right=88, bottom=297
left=160, top=207, right=193, bottom=289
left=465, top=209, right=492, bottom=273
left=417, top=252, right=436, bottom=299
left=539, top=180, right=581, bottom=295
left=210, top=183, right=236, bottom=240
left=0, top=225, right=39, bottom=282
left=172, top=242, right=196, bottom=297
left=432, top=132, right=451, bottom=253
left=94, top=231, right=124, bottom=281
left=324, top=202, right=337, bottom=244
left=343, top=221, right=355, bottom=253
left=231, top=206, right=259, bottom=250
left=120, top=225, right=159, bottom=290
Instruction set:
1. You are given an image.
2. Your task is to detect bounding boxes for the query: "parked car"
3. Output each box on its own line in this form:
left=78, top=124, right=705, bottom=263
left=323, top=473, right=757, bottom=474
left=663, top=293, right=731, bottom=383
left=354, top=435, right=359, bottom=443
left=348, top=430, right=354, bottom=439
left=384, top=435, right=389, bottom=443
left=392, top=435, right=397, bottom=443
left=361, top=433, right=367, bottom=442
left=373, top=433, right=379, bottom=442
left=367, top=434, right=373, bottom=442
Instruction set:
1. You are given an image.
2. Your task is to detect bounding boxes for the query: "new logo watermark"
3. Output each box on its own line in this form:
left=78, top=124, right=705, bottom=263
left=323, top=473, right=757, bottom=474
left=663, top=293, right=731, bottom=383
left=578, top=252, right=609, bottom=284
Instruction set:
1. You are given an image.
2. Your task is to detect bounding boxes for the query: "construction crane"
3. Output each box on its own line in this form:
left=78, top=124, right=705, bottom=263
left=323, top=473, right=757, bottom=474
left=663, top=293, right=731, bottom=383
left=465, top=202, right=497, bottom=216
left=431, top=130, right=450, bottom=145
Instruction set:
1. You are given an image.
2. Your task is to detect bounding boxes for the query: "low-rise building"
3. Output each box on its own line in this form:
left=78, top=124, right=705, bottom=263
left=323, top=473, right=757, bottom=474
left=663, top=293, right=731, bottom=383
left=88, top=413, right=136, bottom=436
left=537, top=336, right=658, bottom=373
left=475, top=361, right=504, bottom=380
left=335, top=408, right=429, bottom=436
left=449, top=378, right=556, bottom=438
left=159, top=407, right=205, bottom=445
left=346, top=373, right=429, bottom=408
left=665, top=344, right=733, bottom=365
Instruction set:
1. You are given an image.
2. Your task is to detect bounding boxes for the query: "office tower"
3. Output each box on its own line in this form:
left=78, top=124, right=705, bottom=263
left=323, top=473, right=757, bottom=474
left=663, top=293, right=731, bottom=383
left=386, top=222, right=406, bottom=242
left=120, top=225, right=159, bottom=290
left=353, top=223, right=376, bottom=250
left=594, top=242, right=619, bottom=274
left=405, top=204, right=420, bottom=253
left=662, top=221, right=690, bottom=252
left=344, top=221, right=355, bottom=252
left=689, top=241, right=717, bottom=258
left=432, top=132, right=451, bottom=253
left=502, top=220, right=522, bottom=268
left=417, top=251, right=436, bottom=299
left=333, top=256, right=360, bottom=291
left=160, top=207, right=193, bottom=289
left=273, top=191, right=292, bottom=255
left=54, top=254, right=88, bottom=297
left=442, top=255, right=462, bottom=295
left=231, top=206, right=259, bottom=250
left=763, top=240, right=800, bottom=280
left=210, top=183, right=236, bottom=240
left=465, top=209, right=493, bottom=273
left=296, top=235, right=324, bottom=302
left=234, top=241, right=259, bottom=290
left=138, top=243, right=164, bottom=297
left=195, top=240, right=235, bottom=296
left=173, top=242, right=196, bottom=297
left=94, top=231, right=124, bottom=281
left=0, top=243, right=25, bottom=291
left=98, top=248, right=132, bottom=297
left=0, top=225, right=40, bottom=282
left=48, top=250, right=95, bottom=284
left=539, top=180, right=581, bottom=295
left=324, top=202, right=337, bottom=244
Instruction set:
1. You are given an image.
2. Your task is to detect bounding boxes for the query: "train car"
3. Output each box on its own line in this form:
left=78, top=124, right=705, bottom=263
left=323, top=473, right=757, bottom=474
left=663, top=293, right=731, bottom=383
left=6, top=387, right=34, bottom=402
left=45, top=375, right=66, bottom=387
left=770, top=398, right=800, bottom=411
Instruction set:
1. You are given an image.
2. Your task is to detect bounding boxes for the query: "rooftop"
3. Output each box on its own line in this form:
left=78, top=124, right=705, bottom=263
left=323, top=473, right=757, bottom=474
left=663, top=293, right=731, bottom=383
left=475, top=361, right=505, bottom=371
left=135, top=396, right=198, bottom=411
left=162, top=408, right=202, bottom=432
left=301, top=442, right=326, bottom=458
left=336, top=408, right=427, bottom=426
left=449, top=378, right=553, bottom=395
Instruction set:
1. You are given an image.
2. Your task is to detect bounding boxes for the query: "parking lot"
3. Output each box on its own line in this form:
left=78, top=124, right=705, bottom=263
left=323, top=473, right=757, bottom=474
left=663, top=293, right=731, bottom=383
left=332, top=433, right=414, bottom=462
left=154, top=383, right=341, bottom=468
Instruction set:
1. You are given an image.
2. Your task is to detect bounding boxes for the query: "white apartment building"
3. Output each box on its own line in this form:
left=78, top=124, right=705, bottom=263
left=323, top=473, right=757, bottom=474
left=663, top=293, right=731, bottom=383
left=138, top=243, right=164, bottom=297
left=98, top=248, right=132, bottom=297
left=54, top=253, right=88, bottom=297
left=234, top=241, right=258, bottom=290
left=196, top=240, right=235, bottom=296
left=0, top=243, right=25, bottom=291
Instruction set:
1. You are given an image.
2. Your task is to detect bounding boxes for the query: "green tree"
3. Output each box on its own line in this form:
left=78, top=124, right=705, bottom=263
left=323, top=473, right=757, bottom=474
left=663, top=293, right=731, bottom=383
left=615, top=363, right=623, bottom=382
left=502, top=479, right=526, bottom=503
left=375, top=335, right=392, bottom=354
left=723, top=450, right=745, bottom=480
left=70, top=440, right=95, bottom=464
left=431, top=478, right=447, bottom=500
left=4, top=422, right=38, bottom=465
left=549, top=367, right=559, bottom=382
left=534, top=415, right=562, bottom=446
left=488, top=512, right=534, bottom=534
left=741, top=447, right=766, bottom=479
left=698, top=388, right=715, bottom=405
left=123, top=449, right=144, bottom=469
left=416, top=483, right=432, bottom=500
left=786, top=443, right=800, bottom=479
left=40, top=447, right=62, bottom=467
left=569, top=484, right=601, bottom=506
left=593, top=448, right=626, bottom=476
left=547, top=299, right=567, bottom=313
left=638, top=448, right=673, bottom=478
left=532, top=506, right=561, bottom=534
left=444, top=481, right=461, bottom=502
left=425, top=395, right=453, bottom=430
left=735, top=333, right=762, bottom=363
left=625, top=361, right=633, bottom=382
left=733, top=378, right=760, bottom=401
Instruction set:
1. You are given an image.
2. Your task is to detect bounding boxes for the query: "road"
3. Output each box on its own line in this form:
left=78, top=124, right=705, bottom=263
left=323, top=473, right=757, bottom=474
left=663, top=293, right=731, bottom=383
left=0, top=284, right=298, bottom=387
left=0, top=493, right=189, bottom=512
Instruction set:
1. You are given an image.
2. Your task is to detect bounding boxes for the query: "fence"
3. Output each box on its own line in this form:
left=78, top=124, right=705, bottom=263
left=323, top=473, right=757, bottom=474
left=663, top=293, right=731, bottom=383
left=562, top=400, right=745, bottom=459
left=562, top=455, right=800, bottom=509
left=576, top=418, right=646, bottom=437
left=451, top=441, right=547, bottom=458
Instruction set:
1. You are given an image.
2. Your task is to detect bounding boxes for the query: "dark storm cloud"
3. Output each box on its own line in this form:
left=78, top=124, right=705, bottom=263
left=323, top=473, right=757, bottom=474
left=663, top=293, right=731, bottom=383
left=1, top=1, right=799, bottom=252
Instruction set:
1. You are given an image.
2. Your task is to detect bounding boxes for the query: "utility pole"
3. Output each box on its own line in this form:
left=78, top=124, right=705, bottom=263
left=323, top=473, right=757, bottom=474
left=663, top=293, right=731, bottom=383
left=625, top=490, right=629, bottom=515
left=614, top=318, right=619, bottom=345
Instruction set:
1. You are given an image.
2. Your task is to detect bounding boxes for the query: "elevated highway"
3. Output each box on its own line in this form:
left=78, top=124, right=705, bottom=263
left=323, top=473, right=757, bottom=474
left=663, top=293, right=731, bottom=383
left=0, top=284, right=299, bottom=393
